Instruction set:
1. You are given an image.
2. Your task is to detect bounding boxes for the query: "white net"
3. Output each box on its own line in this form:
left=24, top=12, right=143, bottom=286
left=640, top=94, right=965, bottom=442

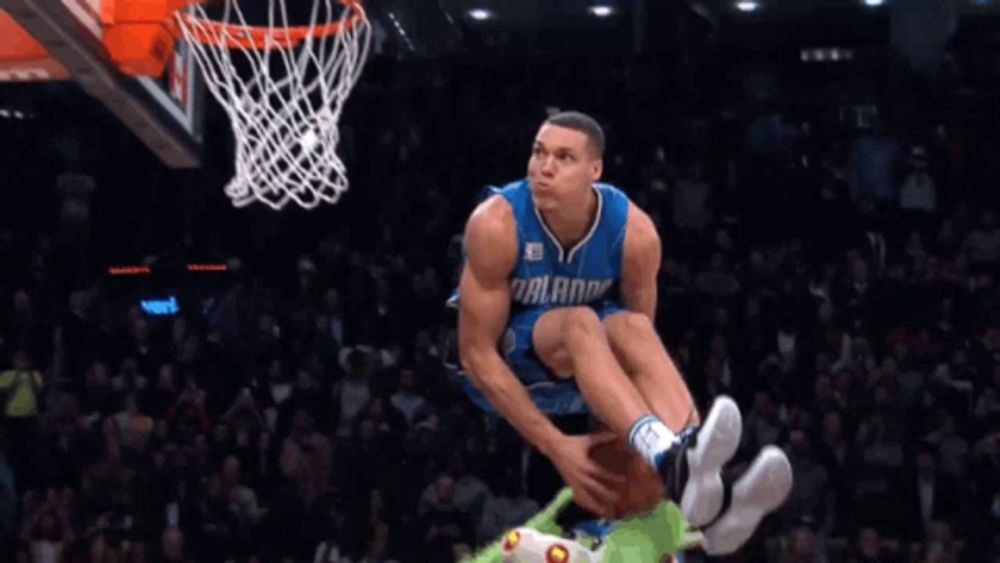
left=174, top=0, right=371, bottom=210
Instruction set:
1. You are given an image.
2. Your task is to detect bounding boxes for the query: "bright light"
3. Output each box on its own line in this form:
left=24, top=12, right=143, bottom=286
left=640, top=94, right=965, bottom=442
left=387, top=11, right=416, bottom=52
left=468, top=8, right=493, bottom=21
left=140, top=296, right=179, bottom=316
left=735, top=1, right=760, bottom=12
left=863, top=0, right=884, bottom=6
left=801, top=47, right=855, bottom=63
left=588, top=5, right=615, bottom=17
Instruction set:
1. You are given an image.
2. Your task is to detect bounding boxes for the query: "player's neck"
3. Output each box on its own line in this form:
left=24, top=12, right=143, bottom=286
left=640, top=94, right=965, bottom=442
left=539, top=186, right=598, bottom=247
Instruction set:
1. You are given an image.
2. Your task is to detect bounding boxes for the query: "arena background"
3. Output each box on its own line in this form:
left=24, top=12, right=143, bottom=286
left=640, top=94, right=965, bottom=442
left=1, top=0, right=1000, bottom=561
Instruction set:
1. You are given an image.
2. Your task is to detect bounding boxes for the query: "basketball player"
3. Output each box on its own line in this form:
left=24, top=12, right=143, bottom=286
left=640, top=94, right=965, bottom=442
left=454, top=111, right=791, bottom=554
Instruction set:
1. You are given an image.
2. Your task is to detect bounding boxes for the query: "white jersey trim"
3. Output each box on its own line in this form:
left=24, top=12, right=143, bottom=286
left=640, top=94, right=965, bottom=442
left=532, top=184, right=603, bottom=264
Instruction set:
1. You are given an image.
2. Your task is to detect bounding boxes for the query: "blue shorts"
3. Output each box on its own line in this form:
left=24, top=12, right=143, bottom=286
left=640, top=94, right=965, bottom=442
left=455, top=301, right=624, bottom=415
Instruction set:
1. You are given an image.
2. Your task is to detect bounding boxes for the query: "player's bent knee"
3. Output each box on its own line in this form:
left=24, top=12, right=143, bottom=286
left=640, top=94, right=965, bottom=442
left=604, top=310, right=655, bottom=341
left=560, top=307, right=604, bottom=345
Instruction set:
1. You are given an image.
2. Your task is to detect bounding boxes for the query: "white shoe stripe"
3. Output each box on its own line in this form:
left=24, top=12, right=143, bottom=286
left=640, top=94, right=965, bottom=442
left=680, top=396, right=742, bottom=527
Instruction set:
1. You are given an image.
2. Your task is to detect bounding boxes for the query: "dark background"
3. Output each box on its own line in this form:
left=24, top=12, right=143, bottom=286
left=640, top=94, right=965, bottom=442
left=0, top=0, right=999, bottom=561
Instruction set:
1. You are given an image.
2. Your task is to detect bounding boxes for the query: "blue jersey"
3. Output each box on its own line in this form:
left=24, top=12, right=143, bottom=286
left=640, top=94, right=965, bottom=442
left=498, top=178, right=629, bottom=313
left=446, top=178, right=631, bottom=416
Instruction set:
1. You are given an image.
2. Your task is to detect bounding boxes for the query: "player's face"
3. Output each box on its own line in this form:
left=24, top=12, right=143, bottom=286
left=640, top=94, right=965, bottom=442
left=527, top=124, right=602, bottom=211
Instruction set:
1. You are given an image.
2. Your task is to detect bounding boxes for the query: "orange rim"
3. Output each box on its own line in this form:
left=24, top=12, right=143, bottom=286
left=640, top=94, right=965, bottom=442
left=170, top=0, right=365, bottom=49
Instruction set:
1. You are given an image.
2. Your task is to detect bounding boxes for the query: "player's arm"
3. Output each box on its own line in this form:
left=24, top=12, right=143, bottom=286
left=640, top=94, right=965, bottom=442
left=620, top=202, right=661, bottom=319
left=457, top=197, right=564, bottom=457
left=620, top=201, right=700, bottom=427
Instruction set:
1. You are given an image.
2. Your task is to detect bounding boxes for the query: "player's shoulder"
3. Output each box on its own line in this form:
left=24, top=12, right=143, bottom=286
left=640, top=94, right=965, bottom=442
left=623, top=198, right=661, bottom=257
left=628, top=199, right=656, bottom=228
left=625, top=199, right=657, bottom=234
left=595, top=182, right=637, bottom=219
left=466, top=178, right=527, bottom=229
left=464, top=194, right=517, bottom=275
left=592, top=181, right=656, bottom=239
left=467, top=193, right=515, bottom=239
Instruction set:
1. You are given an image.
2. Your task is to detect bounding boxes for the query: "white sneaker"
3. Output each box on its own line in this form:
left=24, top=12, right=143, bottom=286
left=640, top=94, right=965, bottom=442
left=660, top=395, right=743, bottom=528
left=701, top=445, right=793, bottom=555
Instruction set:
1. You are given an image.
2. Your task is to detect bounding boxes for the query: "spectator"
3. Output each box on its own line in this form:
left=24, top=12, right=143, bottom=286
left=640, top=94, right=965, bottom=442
left=923, top=411, right=970, bottom=480
left=416, top=474, right=474, bottom=563
left=673, top=159, right=713, bottom=232
left=141, top=365, right=177, bottom=421
left=478, top=468, right=539, bottom=543
left=219, top=455, right=260, bottom=526
left=69, top=531, right=120, bottom=563
left=279, top=410, right=332, bottom=505
left=6, top=291, right=49, bottom=368
left=899, top=146, right=938, bottom=216
left=902, top=448, right=960, bottom=541
left=910, top=520, right=963, bottom=563
left=222, top=388, right=265, bottom=445
left=847, top=122, right=901, bottom=205
left=742, top=389, right=785, bottom=455
left=850, top=415, right=905, bottom=535
left=777, top=525, right=828, bottom=563
left=782, top=429, right=833, bottom=531
left=280, top=369, right=331, bottom=436
left=693, top=252, right=741, bottom=300
left=390, top=368, right=430, bottom=428
left=974, top=364, right=1000, bottom=423
left=19, top=490, right=75, bottom=563
left=153, top=527, right=191, bottom=563
left=964, top=210, right=1000, bottom=270
left=850, top=527, right=901, bottom=563
left=335, top=349, right=373, bottom=439
left=104, top=392, right=154, bottom=454
left=0, top=350, right=44, bottom=488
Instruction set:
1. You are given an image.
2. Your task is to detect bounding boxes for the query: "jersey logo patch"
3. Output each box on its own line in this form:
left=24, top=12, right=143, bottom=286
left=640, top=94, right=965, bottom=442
left=525, top=242, right=544, bottom=261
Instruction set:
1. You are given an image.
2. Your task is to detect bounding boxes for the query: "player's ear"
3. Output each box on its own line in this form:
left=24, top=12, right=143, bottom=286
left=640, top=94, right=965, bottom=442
left=591, top=158, right=603, bottom=181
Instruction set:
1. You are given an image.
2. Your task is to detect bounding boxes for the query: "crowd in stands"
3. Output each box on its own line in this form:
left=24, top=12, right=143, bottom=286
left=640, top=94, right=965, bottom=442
left=0, top=56, right=999, bottom=563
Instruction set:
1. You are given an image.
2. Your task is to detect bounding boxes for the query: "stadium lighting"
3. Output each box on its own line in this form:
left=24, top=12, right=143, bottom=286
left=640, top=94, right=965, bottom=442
left=387, top=11, right=416, bottom=52
left=801, top=47, right=855, bottom=63
left=468, top=8, right=493, bottom=21
left=863, top=0, right=885, bottom=6
left=735, top=1, right=760, bottom=12
left=588, top=5, right=615, bottom=17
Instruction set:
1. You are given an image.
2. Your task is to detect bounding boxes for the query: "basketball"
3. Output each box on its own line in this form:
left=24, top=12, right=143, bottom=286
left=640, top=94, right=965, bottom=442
left=589, top=438, right=665, bottom=518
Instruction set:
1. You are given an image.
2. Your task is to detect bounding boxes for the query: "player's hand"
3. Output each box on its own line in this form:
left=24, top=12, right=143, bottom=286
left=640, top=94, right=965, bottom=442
left=548, top=432, right=625, bottom=518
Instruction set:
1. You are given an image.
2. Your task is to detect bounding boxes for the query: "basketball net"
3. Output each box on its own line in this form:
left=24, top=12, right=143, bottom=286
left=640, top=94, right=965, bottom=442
left=174, top=0, right=370, bottom=210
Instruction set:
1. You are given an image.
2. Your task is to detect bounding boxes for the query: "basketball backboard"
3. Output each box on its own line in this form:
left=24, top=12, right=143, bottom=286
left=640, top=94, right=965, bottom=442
left=0, top=0, right=204, bottom=167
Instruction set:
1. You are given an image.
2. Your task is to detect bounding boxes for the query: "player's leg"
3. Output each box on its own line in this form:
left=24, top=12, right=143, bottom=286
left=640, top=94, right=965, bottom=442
left=602, top=310, right=698, bottom=431
left=531, top=306, right=660, bottom=440
left=599, top=308, right=792, bottom=537
left=597, top=307, right=742, bottom=528
left=531, top=306, right=740, bottom=526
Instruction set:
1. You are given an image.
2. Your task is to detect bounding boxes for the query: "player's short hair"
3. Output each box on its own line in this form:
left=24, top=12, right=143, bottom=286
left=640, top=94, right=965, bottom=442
left=544, top=111, right=605, bottom=159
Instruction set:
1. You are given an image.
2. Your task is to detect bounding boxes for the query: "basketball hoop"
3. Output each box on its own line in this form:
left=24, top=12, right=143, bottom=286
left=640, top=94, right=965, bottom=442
left=172, top=0, right=371, bottom=210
